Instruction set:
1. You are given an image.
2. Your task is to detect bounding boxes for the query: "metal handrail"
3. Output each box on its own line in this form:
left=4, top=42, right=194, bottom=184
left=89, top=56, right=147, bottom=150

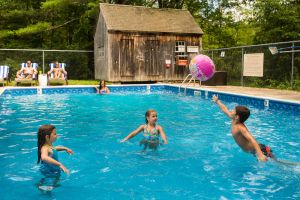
left=178, top=74, right=196, bottom=95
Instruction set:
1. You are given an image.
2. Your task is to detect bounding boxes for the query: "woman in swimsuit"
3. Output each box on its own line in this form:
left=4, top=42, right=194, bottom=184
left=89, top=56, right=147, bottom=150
left=98, top=80, right=110, bottom=94
left=47, top=61, right=67, bottom=79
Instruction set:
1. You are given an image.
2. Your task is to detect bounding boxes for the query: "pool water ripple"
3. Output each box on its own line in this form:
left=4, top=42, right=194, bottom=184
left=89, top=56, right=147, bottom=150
left=0, top=92, right=299, bottom=199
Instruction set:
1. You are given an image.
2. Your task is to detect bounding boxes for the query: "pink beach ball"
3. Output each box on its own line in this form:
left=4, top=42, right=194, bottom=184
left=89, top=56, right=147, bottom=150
left=189, top=54, right=215, bottom=81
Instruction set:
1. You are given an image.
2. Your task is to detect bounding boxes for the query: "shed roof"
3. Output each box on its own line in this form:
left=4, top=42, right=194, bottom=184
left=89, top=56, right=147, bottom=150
left=99, top=3, right=203, bottom=35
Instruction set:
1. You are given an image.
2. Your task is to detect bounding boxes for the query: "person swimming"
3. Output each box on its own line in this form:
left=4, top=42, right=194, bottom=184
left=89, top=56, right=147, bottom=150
left=98, top=80, right=110, bottom=94
left=139, top=123, right=160, bottom=150
left=121, top=109, right=167, bottom=150
left=37, top=124, right=74, bottom=191
left=212, top=94, right=300, bottom=165
left=40, top=147, right=61, bottom=176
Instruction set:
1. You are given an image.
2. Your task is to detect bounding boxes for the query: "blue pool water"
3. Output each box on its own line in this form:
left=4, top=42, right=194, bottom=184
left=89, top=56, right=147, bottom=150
left=0, top=90, right=300, bottom=199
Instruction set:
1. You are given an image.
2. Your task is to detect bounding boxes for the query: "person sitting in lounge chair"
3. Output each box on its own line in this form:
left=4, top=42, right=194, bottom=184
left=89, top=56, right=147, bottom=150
left=16, top=59, right=37, bottom=79
left=47, top=61, right=67, bottom=79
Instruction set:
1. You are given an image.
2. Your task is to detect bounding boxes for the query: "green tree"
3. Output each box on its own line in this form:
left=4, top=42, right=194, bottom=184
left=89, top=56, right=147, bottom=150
left=157, top=0, right=184, bottom=8
left=0, top=0, right=102, bottom=49
left=187, top=0, right=243, bottom=49
left=253, top=0, right=300, bottom=43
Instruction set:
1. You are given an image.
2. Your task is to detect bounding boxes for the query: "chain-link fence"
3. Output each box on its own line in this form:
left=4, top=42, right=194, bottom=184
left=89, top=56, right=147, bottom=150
left=201, top=40, right=300, bottom=89
left=1, top=41, right=299, bottom=89
left=0, top=49, right=94, bottom=80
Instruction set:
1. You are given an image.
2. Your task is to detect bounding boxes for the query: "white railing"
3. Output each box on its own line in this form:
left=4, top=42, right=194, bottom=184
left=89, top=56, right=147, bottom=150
left=178, top=74, right=198, bottom=95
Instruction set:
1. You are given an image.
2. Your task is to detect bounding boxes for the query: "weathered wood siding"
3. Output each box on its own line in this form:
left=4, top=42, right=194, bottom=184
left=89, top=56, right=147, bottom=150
left=105, top=32, right=201, bottom=82
left=94, top=12, right=108, bottom=80
left=120, top=39, right=135, bottom=77
left=145, top=40, right=160, bottom=76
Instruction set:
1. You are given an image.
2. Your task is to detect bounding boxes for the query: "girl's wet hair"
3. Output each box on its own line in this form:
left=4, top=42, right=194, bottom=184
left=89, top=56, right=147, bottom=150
left=145, top=109, right=156, bottom=124
left=99, top=80, right=106, bottom=89
left=37, top=124, right=56, bottom=164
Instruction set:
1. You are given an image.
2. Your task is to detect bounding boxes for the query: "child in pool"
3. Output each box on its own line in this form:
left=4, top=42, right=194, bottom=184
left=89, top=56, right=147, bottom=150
left=121, top=109, right=167, bottom=150
left=37, top=124, right=74, bottom=175
left=212, top=95, right=269, bottom=162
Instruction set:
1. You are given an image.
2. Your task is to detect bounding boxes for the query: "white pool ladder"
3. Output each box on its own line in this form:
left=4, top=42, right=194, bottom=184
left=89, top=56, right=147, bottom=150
left=178, top=74, right=198, bottom=95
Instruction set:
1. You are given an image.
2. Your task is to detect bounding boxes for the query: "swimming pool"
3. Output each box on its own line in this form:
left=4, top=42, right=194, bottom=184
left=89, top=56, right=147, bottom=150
left=0, top=85, right=300, bottom=199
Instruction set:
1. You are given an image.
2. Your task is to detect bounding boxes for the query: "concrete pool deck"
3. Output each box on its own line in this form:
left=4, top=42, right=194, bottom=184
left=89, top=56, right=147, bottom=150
left=173, top=84, right=300, bottom=102
left=1, top=85, right=299, bottom=103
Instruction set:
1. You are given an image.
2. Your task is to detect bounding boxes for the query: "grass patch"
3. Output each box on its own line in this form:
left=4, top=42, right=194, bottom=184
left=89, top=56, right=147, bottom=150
left=67, top=80, right=99, bottom=85
left=5, top=80, right=100, bottom=86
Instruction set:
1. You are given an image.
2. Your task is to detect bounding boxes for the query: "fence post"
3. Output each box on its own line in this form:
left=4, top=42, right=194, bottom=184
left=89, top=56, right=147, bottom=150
left=42, top=50, right=45, bottom=74
left=241, top=48, right=244, bottom=86
left=291, top=42, right=294, bottom=88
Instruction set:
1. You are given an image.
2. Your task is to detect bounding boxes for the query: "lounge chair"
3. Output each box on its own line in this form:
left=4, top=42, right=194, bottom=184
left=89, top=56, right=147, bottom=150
left=0, top=65, right=9, bottom=86
left=48, top=63, right=68, bottom=85
left=15, top=63, right=38, bottom=86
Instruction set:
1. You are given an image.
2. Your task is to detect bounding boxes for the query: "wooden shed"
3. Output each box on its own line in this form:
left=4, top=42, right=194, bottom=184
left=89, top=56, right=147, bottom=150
left=94, top=3, right=203, bottom=82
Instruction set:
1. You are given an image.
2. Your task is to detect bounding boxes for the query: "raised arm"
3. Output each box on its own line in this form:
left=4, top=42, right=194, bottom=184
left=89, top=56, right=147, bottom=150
left=95, top=86, right=100, bottom=93
left=121, top=125, right=144, bottom=143
left=212, top=95, right=234, bottom=119
left=158, top=125, right=167, bottom=144
left=239, top=126, right=267, bottom=162
left=105, top=87, right=110, bottom=94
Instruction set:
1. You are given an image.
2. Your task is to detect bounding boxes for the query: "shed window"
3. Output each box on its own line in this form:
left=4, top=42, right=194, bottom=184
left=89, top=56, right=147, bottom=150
left=175, top=41, right=186, bottom=55
left=175, top=41, right=188, bottom=66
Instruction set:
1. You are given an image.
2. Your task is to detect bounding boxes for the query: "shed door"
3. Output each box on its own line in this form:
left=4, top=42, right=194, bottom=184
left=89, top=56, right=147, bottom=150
left=120, top=39, right=135, bottom=77
left=145, top=40, right=160, bottom=75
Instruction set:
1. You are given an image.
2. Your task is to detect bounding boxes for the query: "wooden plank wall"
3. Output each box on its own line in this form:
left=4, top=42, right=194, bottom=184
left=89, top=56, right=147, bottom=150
left=106, top=32, right=201, bottom=82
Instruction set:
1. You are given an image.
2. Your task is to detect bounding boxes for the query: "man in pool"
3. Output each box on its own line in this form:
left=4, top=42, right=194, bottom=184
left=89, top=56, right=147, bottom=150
left=212, top=94, right=269, bottom=162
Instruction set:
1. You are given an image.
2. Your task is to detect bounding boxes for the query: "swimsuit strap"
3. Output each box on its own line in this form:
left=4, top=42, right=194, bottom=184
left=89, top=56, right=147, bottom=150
left=51, top=148, right=59, bottom=160
left=48, top=146, right=59, bottom=159
left=144, top=124, right=159, bottom=136
left=40, top=147, right=60, bottom=175
left=41, top=146, right=59, bottom=164
left=100, top=89, right=107, bottom=94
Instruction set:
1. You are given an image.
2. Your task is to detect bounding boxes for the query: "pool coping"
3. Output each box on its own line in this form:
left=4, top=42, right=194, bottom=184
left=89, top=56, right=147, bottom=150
left=178, top=84, right=300, bottom=105
left=1, top=84, right=299, bottom=106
